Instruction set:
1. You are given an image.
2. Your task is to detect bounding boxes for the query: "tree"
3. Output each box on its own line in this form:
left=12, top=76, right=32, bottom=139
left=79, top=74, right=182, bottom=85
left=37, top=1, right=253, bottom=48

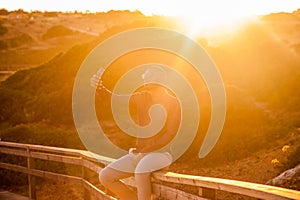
left=0, top=8, right=9, bottom=15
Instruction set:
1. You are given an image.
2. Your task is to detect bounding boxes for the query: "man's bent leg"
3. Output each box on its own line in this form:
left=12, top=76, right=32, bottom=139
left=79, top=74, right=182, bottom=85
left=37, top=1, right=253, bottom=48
left=99, top=167, right=137, bottom=200
left=135, top=152, right=173, bottom=199
left=135, top=172, right=152, bottom=200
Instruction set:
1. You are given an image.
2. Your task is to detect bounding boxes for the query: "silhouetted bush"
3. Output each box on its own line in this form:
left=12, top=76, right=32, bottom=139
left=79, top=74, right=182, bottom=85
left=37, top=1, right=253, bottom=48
left=7, top=33, right=33, bottom=47
left=0, top=123, right=84, bottom=149
left=42, top=25, right=74, bottom=39
left=0, top=22, right=8, bottom=35
left=0, top=40, right=8, bottom=50
left=43, top=11, right=59, bottom=17
left=0, top=170, right=27, bottom=186
left=285, top=145, right=300, bottom=169
left=0, top=87, right=29, bottom=125
left=13, top=9, right=27, bottom=14
left=0, top=8, right=9, bottom=15
left=0, top=33, right=33, bottom=50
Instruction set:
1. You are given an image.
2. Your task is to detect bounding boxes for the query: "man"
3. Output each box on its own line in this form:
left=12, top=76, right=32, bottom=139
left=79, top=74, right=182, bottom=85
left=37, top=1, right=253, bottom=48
left=90, top=66, right=181, bottom=200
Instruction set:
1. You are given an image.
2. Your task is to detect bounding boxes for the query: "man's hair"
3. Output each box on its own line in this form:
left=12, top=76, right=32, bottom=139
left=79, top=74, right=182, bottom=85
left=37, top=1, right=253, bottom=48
left=142, top=65, right=167, bottom=83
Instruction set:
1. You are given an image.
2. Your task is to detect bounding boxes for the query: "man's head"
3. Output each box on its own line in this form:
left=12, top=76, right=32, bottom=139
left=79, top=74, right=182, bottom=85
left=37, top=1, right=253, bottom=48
left=142, top=65, right=167, bottom=84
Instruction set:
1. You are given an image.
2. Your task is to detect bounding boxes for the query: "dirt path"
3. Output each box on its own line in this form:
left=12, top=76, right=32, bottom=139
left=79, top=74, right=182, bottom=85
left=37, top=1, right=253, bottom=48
left=0, top=190, right=29, bottom=200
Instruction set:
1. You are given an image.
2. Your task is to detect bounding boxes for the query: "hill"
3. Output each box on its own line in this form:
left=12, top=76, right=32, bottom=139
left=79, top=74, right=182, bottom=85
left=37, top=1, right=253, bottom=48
left=0, top=9, right=300, bottom=195
left=0, top=9, right=146, bottom=81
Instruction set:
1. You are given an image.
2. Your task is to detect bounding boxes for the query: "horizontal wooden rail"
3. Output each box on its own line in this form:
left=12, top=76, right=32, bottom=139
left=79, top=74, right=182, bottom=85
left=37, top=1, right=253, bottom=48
left=0, top=162, right=82, bottom=184
left=153, top=171, right=300, bottom=200
left=1, top=141, right=300, bottom=200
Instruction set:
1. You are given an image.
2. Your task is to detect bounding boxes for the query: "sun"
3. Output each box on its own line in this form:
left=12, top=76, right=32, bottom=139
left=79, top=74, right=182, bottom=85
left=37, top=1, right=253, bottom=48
left=165, top=1, right=258, bottom=37
left=174, top=9, right=258, bottom=40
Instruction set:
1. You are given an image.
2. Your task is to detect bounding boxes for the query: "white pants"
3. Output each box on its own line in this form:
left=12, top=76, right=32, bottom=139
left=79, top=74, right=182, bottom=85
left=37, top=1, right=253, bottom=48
left=99, top=152, right=172, bottom=199
left=107, top=151, right=173, bottom=174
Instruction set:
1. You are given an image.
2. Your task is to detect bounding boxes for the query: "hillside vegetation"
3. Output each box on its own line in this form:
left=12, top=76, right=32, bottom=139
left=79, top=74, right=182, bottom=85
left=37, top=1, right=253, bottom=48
left=0, top=9, right=300, bottom=191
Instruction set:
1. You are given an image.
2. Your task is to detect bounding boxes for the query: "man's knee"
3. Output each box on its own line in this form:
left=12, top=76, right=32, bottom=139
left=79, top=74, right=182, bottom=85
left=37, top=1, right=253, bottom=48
left=99, top=167, right=113, bottom=186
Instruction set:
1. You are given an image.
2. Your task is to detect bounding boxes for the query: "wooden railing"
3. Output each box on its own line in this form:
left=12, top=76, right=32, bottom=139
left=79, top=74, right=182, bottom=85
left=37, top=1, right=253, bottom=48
left=0, top=141, right=299, bottom=200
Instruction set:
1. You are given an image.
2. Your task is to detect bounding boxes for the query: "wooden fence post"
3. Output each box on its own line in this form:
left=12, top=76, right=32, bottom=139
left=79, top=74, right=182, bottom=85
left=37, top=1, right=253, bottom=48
left=27, top=147, right=36, bottom=200
left=82, top=158, right=91, bottom=200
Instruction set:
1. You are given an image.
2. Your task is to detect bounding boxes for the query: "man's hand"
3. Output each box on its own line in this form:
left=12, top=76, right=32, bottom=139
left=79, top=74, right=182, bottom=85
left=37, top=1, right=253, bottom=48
left=129, top=148, right=144, bottom=165
left=90, top=68, right=105, bottom=89
left=129, top=147, right=137, bottom=154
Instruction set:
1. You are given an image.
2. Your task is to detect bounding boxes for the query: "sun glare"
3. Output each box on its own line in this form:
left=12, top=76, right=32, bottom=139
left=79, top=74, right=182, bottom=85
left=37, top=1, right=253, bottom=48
left=170, top=6, right=260, bottom=44
left=178, top=14, right=255, bottom=38
left=132, top=0, right=299, bottom=39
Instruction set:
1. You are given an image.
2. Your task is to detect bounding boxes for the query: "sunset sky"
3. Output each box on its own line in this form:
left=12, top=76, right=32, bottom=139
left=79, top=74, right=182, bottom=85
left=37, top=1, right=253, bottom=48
left=1, top=0, right=299, bottom=17
left=1, top=0, right=299, bottom=37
